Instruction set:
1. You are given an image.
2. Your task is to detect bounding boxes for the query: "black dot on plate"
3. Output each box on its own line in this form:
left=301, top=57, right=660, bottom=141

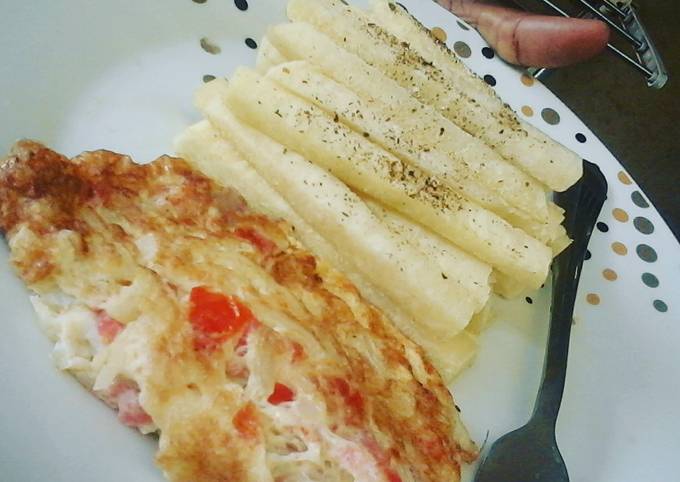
left=575, top=133, right=587, bottom=143
left=633, top=216, right=655, bottom=235
left=541, top=107, right=561, bottom=125
left=636, top=244, right=658, bottom=263
left=453, top=41, right=471, bottom=58
left=482, top=47, right=495, bottom=59
left=631, top=191, right=650, bottom=208
left=202, top=74, right=216, bottom=83
left=457, top=20, right=470, bottom=31
left=596, top=222, right=609, bottom=233
left=483, top=74, right=496, bottom=86
left=641, top=272, right=659, bottom=288
left=584, top=249, right=592, bottom=260
left=525, top=297, right=533, bottom=305
left=192, top=0, right=207, bottom=4
left=653, top=300, right=668, bottom=313
left=234, top=0, right=248, bottom=10
left=245, top=37, right=258, bottom=49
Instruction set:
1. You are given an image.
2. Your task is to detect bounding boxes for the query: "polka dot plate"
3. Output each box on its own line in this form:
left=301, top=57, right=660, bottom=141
left=0, top=1, right=678, bottom=481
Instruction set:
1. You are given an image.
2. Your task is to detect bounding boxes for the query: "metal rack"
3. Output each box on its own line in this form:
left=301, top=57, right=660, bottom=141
left=522, top=0, right=668, bottom=88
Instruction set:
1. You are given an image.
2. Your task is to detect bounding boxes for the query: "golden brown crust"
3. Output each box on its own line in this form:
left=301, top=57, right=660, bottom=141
left=1, top=141, right=476, bottom=481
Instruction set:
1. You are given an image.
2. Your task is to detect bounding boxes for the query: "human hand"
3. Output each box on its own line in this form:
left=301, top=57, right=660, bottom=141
left=437, top=0, right=609, bottom=67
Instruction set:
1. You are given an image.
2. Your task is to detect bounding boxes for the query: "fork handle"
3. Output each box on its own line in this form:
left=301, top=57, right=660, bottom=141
left=532, top=165, right=606, bottom=427
left=531, top=240, right=584, bottom=425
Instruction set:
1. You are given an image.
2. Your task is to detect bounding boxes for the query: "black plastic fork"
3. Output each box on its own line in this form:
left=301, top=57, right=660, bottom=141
left=474, top=161, right=608, bottom=482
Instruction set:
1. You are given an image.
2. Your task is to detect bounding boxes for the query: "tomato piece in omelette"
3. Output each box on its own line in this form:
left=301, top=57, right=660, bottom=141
left=0, top=141, right=477, bottom=482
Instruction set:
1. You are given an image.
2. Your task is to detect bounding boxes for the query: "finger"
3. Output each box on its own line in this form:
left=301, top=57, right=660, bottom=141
left=440, top=1, right=610, bottom=68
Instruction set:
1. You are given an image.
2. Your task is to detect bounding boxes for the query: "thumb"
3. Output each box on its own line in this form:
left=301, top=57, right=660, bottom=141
left=440, top=1, right=610, bottom=68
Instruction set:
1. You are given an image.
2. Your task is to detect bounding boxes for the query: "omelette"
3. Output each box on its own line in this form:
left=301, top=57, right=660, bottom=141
left=0, top=141, right=477, bottom=482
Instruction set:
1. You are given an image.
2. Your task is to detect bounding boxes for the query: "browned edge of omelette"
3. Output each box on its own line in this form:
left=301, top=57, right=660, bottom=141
left=0, top=140, right=477, bottom=481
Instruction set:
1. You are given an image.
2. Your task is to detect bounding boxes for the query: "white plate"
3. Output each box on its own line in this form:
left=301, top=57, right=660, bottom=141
left=1, top=1, right=678, bottom=481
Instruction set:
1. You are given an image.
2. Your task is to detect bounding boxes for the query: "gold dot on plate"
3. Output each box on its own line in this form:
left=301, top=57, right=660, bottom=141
left=612, top=208, right=629, bottom=223
left=602, top=269, right=618, bottom=281
left=200, top=37, right=221, bottom=55
left=586, top=293, right=601, bottom=305
left=611, top=242, right=628, bottom=256
left=431, top=27, right=447, bottom=43
left=520, top=74, right=535, bottom=86
left=617, top=171, right=632, bottom=185
left=521, top=105, right=534, bottom=117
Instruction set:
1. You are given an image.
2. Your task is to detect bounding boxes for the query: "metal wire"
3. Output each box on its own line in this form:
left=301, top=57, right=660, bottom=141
left=535, top=0, right=658, bottom=82
left=575, top=0, right=642, bottom=47
left=601, top=0, right=627, bottom=17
